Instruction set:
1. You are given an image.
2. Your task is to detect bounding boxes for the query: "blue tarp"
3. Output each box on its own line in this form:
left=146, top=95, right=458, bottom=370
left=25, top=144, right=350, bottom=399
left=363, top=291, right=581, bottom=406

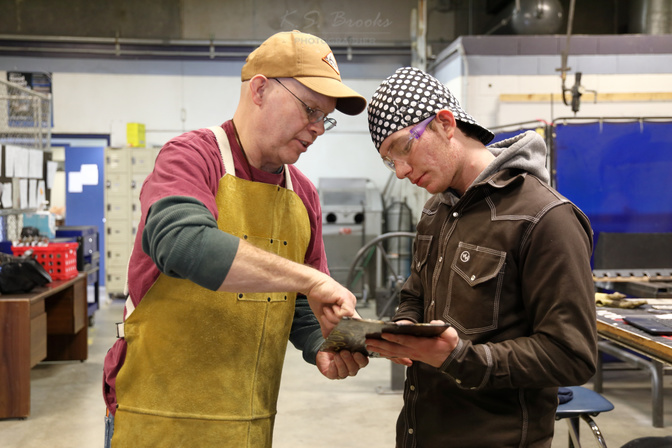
left=554, top=121, right=672, bottom=235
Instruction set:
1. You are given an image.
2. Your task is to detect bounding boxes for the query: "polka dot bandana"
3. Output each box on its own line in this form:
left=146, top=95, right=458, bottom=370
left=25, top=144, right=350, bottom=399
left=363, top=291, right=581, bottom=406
left=367, top=67, right=494, bottom=151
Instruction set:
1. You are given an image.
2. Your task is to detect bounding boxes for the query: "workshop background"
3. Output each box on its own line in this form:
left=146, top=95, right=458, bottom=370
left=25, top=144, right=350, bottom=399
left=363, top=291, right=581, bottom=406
left=3, top=0, right=671, bottom=221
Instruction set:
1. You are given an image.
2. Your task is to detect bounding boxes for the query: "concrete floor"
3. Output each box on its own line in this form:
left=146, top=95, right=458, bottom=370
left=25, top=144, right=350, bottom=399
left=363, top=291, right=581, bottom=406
left=1, top=289, right=671, bottom=447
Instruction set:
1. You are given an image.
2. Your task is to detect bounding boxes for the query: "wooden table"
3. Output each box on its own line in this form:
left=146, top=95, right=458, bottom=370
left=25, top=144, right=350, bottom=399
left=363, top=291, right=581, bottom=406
left=595, top=307, right=672, bottom=427
left=0, top=273, right=88, bottom=419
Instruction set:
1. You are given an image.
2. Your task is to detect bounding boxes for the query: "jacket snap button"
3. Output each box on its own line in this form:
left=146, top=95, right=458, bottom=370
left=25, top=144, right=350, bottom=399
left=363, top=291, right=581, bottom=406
left=408, top=428, right=414, bottom=435
left=438, top=256, right=443, bottom=263
left=452, top=212, right=459, bottom=218
left=470, top=275, right=476, bottom=281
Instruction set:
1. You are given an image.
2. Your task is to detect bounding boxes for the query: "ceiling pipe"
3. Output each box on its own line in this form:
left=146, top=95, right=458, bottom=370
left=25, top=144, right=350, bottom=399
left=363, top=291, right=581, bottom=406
left=0, top=34, right=412, bottom=60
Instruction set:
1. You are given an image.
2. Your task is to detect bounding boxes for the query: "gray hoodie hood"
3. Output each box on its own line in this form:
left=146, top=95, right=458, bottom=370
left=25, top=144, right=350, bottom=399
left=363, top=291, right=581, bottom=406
left=475, top=130, right=550, bottom=185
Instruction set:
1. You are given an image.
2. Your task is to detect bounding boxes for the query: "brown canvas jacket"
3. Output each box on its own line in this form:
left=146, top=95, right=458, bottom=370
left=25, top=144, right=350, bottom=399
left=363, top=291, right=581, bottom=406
left=393, top=132, right=597, bottom=447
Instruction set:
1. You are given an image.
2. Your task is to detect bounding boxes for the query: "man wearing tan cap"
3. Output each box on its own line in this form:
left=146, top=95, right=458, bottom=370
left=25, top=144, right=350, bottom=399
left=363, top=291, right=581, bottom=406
left=102, top=30, right=369, bottom=447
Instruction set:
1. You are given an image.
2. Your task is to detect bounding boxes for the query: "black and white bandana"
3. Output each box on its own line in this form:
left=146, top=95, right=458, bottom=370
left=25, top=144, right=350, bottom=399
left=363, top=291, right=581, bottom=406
left=367, top=67, right=494, bottom=151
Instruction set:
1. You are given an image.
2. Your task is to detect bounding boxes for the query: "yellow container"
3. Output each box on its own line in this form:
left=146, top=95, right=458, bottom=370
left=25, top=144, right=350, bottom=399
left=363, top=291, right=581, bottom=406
left=126, top=123, right=146, bottom=147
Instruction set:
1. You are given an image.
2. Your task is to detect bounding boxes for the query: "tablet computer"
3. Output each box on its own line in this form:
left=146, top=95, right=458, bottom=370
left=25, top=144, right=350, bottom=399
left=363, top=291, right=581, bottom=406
left=623, top=316, right=672, bottom=336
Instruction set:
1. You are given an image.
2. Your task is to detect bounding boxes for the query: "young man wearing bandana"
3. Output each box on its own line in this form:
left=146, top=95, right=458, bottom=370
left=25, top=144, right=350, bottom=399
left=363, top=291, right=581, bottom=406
left=365, top=67, right=597, bottom=447
left=102, top=31, right=369, bottom=447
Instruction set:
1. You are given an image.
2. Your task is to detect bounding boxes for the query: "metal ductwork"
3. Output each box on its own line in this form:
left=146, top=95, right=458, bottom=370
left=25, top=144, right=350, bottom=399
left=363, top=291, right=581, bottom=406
left=485, top=0, right=564, bottom=36
left=510, top=0, right=564, bottom=35
left=629, top=0, right=672, bottom=34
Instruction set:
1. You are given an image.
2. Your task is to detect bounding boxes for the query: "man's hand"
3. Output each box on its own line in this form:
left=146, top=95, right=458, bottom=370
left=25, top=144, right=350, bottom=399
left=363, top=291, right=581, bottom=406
left=316, top=350, right=369, bottom=380
left=365, top=320, right=459, bottom=368
left=304, top=275, right=357, bottom=337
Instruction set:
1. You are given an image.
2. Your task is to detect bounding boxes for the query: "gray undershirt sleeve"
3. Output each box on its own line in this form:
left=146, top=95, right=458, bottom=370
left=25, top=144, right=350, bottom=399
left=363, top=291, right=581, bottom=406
left=289, top=294, right=325, bottom=365
left=142, top=196, right=239, bottom=290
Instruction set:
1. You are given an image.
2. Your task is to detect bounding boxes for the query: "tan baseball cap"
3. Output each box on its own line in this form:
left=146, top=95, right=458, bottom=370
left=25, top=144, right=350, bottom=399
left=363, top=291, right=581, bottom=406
left=241, top=30, right=366, bottom=116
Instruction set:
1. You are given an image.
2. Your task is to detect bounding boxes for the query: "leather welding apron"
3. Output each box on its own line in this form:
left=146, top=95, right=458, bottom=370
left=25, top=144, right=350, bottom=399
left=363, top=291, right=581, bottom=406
left=112, top=126, right=311, bottom=447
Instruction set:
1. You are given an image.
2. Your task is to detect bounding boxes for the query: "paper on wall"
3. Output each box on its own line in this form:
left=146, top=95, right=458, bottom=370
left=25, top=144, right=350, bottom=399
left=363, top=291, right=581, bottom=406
left=14, top=147, right=29, bottom=178
left=37, top=180, right=46, bottom=206
left=80, top=164, right=99, bottom=185
left=46, top=160, right=58, bottom=189
left=28, top=149, right=44, bottom=178
left=28, top=179, right=37, bottom=208
left=1, top=183, right=11, bottom=208
left=68, top=171, right=83, bottom=193
left=4, top=145, right=16, bottom=177
left=19, top=178, right=28, bottom=208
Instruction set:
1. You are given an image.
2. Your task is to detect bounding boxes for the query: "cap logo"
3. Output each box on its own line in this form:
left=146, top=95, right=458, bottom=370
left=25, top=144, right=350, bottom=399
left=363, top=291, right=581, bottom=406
left=322, top=51, right=340, bottom=75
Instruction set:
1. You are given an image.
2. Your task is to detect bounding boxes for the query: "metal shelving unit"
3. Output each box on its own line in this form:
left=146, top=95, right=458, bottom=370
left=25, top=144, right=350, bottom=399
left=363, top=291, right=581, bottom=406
left=0, top=78, right=52, bottom=239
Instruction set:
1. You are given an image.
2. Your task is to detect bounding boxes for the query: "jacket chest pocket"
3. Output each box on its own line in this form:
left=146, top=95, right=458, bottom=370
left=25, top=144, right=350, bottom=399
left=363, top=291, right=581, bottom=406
left=443, top=242, right=506, bottom=334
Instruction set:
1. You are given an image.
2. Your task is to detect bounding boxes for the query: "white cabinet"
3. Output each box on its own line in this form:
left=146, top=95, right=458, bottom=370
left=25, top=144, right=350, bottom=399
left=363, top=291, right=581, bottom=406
left=104, top=147, right=157, bottom=298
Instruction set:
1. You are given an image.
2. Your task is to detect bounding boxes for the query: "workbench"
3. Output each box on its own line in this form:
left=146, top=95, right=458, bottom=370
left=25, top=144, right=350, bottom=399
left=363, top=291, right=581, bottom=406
left=595, top=306, right=672, bottom=427
left=0, top=274, right=88, bottom=419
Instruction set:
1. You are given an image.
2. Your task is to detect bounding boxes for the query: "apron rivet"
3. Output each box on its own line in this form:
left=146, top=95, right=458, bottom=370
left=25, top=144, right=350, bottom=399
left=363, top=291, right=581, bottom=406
left=238, top=293, right=243, bottom=298
left=283, top=241, right=287, bottom=245
left=267, top=297, right=271, bottom=302
left=243, top=235, right=248, bottom=239
left=270, top=239, right=273, bottom=243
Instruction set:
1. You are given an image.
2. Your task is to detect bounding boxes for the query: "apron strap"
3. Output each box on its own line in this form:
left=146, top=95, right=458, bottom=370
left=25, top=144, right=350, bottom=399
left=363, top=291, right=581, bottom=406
left=284, top=165, right=294, bottom=192
left=117, top=258, right=135, bottom=337
left=208, top=125, right=236, bottom=175
left=117, top=245, right=136, bottom=337
left=115, top=296, right=136, bottom=338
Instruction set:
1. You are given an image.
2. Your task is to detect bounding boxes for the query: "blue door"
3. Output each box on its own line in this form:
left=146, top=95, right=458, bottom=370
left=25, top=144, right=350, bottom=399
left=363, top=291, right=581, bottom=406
left=64, top=146, right=105, bottom=286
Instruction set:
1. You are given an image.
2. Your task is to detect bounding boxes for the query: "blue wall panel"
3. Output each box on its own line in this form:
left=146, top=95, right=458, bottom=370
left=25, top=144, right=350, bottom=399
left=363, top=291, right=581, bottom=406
left=554, top=121, right=672, bottom=236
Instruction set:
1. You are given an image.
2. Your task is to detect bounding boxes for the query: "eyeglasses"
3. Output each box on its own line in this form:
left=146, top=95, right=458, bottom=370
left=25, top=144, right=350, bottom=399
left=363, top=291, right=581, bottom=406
left=274, top=79, right=337, bottom=131
left=382, top=115, right=435, bottom=172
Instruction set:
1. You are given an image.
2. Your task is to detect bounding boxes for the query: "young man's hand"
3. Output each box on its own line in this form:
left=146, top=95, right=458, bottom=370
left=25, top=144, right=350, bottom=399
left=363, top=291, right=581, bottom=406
left=365, top=320, right=459, bottom=368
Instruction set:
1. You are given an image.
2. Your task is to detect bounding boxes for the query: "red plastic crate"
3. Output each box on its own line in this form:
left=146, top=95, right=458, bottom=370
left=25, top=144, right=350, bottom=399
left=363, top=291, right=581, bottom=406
left=11, top=242, right=79, bottom=281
